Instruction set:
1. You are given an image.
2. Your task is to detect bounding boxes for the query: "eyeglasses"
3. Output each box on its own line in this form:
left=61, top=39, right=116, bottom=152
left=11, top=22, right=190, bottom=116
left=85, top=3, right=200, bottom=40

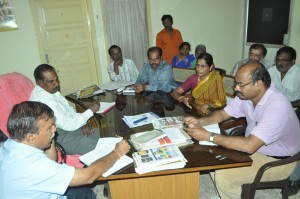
left=275, top=58, right=291, bottom=63
left=232, top=81, right=253, bottom=89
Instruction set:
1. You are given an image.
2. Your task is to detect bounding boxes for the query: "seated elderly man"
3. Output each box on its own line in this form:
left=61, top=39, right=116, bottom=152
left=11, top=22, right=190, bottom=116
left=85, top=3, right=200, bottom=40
left=0, top=101, right=130, bottom=199
left=107, top=45, right=139, bottom=82
left=184, top=61, right=300, bottom=199
left=268, top=46, right=300, bottom=195
left=135, top=46, right=177, bottom=93
left=230, top=43, right=270, bottom=76
left=29, top=64, right=100, bottom=155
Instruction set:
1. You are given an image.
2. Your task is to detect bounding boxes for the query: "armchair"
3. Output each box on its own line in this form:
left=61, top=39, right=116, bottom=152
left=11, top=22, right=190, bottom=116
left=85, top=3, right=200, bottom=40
left=0, top=72, right=82, bottom=167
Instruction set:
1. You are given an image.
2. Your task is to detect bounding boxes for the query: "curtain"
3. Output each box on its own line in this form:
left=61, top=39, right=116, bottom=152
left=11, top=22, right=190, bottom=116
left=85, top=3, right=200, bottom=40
left=102, top=0, right=149, bottom=71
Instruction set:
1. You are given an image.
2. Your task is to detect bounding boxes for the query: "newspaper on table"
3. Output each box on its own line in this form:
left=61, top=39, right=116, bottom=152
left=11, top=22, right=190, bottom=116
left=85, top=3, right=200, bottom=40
left=152, top=116, right=184, bottom=130
left=122, top=112, right=160, bottom=128
left=132, top=144, right=187, bottom=174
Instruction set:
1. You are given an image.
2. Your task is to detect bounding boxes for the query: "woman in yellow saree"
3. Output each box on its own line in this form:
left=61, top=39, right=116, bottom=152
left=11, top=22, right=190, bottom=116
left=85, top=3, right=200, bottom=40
left=171, top=53, right=226, bottom=115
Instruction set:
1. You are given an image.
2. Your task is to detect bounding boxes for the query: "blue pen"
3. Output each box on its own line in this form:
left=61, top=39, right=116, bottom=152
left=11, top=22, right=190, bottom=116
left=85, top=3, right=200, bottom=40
left=133, top=116, right=148, bottom=125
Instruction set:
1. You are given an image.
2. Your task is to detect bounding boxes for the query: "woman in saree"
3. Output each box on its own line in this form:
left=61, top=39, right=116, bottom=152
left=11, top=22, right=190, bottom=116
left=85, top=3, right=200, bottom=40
left=171, top=42, right=195, bottom=68
left=171, top=53, right=226, bottom=115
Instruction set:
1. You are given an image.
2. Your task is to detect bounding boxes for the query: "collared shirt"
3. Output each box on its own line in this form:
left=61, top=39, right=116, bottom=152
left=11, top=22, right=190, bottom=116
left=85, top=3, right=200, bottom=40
left=135, top=60, right=177, bottom=93
left=108, top=58, right=139, bottom=82
left=156, top=28, right=183, bottom=64
left=224, top=84, right=300, bottom=156
left=268, top=65, right=300, bottom=102
left=29, top=85, right=93, bottom=131
left=230, top=58, right=271, bottom=76
left=0, top=139, right=75, bottom=199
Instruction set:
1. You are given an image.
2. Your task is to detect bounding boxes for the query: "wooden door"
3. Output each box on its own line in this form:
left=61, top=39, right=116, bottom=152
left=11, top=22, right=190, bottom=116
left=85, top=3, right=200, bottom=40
left=30, top=0, right=99, bottom=95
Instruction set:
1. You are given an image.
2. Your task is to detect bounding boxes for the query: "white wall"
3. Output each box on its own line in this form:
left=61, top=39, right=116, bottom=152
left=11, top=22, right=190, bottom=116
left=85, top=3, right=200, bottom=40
left=0, top=0, right=40, bottom=81
left=1, top=0, right=299, bottom=82
left=147, top=0, right=245, bottom=73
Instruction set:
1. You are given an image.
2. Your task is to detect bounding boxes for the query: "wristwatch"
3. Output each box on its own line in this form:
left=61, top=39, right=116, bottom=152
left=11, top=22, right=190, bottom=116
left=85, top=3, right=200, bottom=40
left=209, top=132, right=217, bottom=143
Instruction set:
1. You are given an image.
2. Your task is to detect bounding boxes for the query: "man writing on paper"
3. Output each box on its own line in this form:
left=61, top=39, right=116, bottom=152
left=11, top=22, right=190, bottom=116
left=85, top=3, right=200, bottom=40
left=135, top=47, right=177, bottom=94
left=184, top=62, right=300, bottom=199
left=29, top=64, right=100, bottom=155
left=0, top=101, right=130, bottom=199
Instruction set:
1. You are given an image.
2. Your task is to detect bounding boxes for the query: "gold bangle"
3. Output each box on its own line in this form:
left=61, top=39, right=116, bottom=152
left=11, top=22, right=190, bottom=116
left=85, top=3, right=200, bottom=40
left=178, top=96, right=185, bottom=102
left=113, top=150, right=121, bottom=159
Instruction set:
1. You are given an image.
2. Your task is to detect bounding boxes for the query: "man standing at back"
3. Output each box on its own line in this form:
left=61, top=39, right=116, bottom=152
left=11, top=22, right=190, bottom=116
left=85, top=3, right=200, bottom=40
left=230, top=43, right=270, bottom=76
left=156, top=14, right=183, bottom=64
left=29, top=64, right=100, bottom=155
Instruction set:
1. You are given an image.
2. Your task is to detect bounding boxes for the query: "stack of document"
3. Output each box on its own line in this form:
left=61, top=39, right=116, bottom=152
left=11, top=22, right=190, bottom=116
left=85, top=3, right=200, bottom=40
left=122, top=86, right=135, bottom=95
left=152, top=116, right=184, bottom=130
left=132, top=144, right=187, bottom=174
left=100, top=81, right=135, bottom=91
left=122, top=112, right=160, bottom=128
left=130, top=127, right=193, bottom=151
left=199, top=123, right=221, bottom=146
left=96, top=102, right=116, bottom=114
left=79, top=137, right=133, bottom=177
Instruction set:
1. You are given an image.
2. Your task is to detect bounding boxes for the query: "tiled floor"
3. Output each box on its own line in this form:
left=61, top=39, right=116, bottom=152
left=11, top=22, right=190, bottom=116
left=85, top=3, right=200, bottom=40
left=93, top=173, right=300, bottom=199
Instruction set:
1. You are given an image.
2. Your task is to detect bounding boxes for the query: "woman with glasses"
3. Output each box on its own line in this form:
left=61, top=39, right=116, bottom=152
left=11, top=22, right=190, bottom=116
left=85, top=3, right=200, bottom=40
left=171, top=53, right=226, bottom=115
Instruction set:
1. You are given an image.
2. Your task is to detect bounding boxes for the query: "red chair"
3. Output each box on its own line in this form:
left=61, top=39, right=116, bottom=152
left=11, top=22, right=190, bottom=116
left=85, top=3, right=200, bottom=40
left=0, top=72, right=83, bottom=167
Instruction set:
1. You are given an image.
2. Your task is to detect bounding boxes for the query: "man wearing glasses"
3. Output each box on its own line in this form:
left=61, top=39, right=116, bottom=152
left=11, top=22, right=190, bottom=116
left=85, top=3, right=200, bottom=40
left=134, top=46, right=177, bottom=93
left=268, top=46, right=300, bottom=196
left=184, top=61, right=300, bottom=199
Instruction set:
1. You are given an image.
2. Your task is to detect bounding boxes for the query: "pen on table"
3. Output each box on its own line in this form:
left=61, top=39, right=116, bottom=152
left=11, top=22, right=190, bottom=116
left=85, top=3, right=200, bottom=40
left=133, top=116, right=148, bottom=125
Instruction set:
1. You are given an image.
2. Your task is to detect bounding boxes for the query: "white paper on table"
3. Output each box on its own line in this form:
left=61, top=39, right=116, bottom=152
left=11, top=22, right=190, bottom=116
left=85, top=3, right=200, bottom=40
left=123, top=112, right=160, bottom=128
left=199, top=123, right=221, bottom=146
left=79, top=137, right=133, bottom=177
left=100, top=81, right=135, bottom=91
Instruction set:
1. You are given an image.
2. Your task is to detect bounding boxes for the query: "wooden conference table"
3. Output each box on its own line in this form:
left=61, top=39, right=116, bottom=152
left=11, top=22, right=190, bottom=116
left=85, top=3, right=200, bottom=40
left=66, top=91, right=252, bottom=199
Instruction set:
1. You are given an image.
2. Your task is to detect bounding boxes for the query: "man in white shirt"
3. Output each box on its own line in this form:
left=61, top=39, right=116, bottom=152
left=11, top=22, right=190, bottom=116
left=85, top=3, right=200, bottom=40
left=107, top=45, right=139, bottom=82
left=230, top=43, right=271, bottom=76
left=268, top=46, right=300, bottom=196
left=0, top=101, right=130, bottom=199
left=30, top=64, right=100, bottom=155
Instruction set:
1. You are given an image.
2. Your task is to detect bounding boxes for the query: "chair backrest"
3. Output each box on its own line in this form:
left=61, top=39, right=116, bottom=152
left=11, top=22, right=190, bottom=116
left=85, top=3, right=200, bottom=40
left=215, top=67, right=226, bottom=77
left=224, top=74, right=236, bottom=100
left=0, top=72, right=34, bottom=137
left=172, top=67, right=195, bottom=84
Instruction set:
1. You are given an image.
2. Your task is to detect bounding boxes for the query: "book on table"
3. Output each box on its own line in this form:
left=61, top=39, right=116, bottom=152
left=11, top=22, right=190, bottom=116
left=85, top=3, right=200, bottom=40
left=77, top=85, right=104, bottom=99
left=96, top=102, right=116, bottom=114
left=79, top=137, right=133, bottom=177
left=130, top=127, right=193, bottom=151
left=132, top=144, right=187, bottom=174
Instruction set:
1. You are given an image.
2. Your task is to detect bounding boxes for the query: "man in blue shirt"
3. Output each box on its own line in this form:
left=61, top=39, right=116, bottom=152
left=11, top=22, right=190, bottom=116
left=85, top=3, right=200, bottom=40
left=135, top=46, right=177, bottom=93
left=0, top=101, right=130, bottom=199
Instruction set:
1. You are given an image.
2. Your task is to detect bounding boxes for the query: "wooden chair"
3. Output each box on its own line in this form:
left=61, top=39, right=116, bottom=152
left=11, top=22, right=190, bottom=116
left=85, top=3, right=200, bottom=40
left=65, top=95, right=100, bottom=129
left=172, top=67, right=195, bottom=84
left=241, top=151, right=300, bottom=199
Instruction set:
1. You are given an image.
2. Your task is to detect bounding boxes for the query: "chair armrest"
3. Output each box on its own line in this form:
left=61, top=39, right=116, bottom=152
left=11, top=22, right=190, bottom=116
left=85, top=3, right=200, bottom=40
left=55, top=142, right=66, bottom=164
left=252, top=151, right=300, bottom=184
left=219, top=117, right=247, bottom=136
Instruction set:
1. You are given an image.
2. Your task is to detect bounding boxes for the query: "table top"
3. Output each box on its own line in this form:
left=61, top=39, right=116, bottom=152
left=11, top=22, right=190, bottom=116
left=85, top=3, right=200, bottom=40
left=66, top=91, right=252, bottom=180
